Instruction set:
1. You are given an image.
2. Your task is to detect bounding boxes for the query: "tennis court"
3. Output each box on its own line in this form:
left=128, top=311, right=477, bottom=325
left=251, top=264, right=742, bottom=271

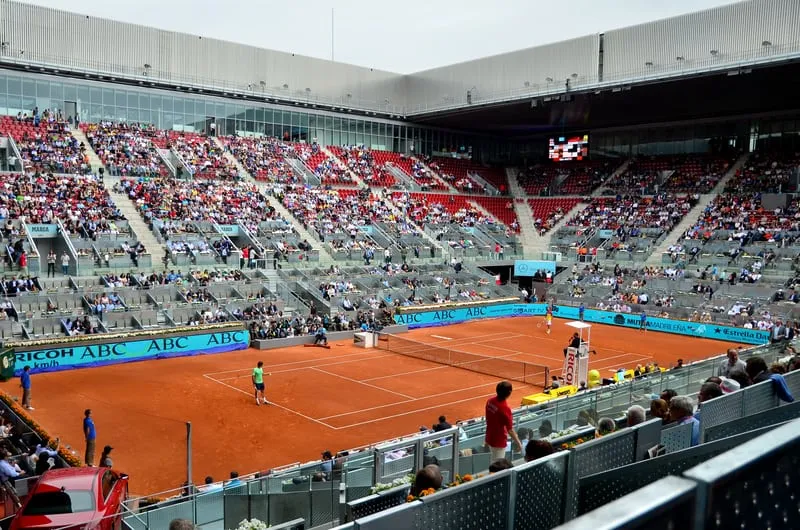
left=0, top=315, right=740, bottom=493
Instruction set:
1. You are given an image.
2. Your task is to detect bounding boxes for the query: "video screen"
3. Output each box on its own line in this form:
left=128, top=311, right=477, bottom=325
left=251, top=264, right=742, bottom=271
left=548, top=135, right=589, bottom=162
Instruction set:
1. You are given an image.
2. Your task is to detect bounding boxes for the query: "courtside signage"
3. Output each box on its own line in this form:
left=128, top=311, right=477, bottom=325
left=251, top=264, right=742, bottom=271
left=14, top=330, right=250, bottom=375
left=394, top=304, right=769, bottom=345
left=513, top=260, right=556, bottom=276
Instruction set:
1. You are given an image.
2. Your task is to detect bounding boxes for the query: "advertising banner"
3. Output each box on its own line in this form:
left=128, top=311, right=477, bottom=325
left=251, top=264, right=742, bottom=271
left=27, top=224, right=59, bottom=238
left=513, top=260, right=557, bottom=276
left=14, top=330, right=250, bottom=375
left=394, top=303, right=769, bottom=345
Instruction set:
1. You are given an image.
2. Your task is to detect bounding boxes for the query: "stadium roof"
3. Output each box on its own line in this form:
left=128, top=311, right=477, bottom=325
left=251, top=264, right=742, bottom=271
left=2, top=0, right=799, bottom=121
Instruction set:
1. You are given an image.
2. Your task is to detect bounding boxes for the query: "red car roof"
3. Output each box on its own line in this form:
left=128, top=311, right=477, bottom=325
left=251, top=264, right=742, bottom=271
left=35, top=467, right=102, bottom=490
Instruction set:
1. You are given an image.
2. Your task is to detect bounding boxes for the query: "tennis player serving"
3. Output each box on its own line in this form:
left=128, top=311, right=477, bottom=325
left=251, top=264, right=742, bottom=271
left=252, top=361, right=271, bottom=406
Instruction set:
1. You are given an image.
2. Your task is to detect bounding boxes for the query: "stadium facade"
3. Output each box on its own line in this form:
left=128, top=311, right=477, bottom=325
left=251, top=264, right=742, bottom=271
left=0, top=0, right=799, bottom=161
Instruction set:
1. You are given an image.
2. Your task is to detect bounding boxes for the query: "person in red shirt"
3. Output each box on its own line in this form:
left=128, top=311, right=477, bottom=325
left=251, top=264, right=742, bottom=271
left=484, top=381, right=522, bottom=462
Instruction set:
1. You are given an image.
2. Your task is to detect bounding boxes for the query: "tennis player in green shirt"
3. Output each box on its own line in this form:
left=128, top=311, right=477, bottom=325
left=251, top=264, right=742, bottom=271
left=252, top=361, right=271, bottom=405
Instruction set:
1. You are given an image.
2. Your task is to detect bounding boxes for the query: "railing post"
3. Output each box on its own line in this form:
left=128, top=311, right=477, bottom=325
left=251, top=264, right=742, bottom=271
left=186, top=421, right=193, bottom=491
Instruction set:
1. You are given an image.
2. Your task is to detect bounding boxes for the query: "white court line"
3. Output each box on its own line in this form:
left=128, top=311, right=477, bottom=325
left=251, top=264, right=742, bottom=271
left=361, top=365, right=448, bottom=381
left=430, top=335, right=452, bottom=340
left=424, top=331, right=519, bottom=345
left=331, top=386, right=531, bottom=430
left=202, top=374, right=337, bottom=429
left=311, top=367, right=417, bottom=400
left=470, top=342, right=561, bottom=364
left=318, top=379, right=509, bottom=420
left=203, top=351, right=378, bottom=377
left=216, top=354, right=396, bottom=381
left=203, top=332, right=517, bottom=378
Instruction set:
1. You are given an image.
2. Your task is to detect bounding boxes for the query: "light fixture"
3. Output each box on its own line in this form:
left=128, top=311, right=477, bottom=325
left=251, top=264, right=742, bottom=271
left=762, top=40, right=772, bottom=47
left=676, top=56, right=685, bottom=61
left=645, top=61, right=653, bottom=67
left=282, top=83, right=289, bottom=89
left=305, top=87, right=311, bottom=92
left=570, top=73, right=578, bottom=79
left=710, top=49, right=719, bottom=56
left=545, top=77, right=554, bottom=83
left=524, top=81, right=530, bottom=87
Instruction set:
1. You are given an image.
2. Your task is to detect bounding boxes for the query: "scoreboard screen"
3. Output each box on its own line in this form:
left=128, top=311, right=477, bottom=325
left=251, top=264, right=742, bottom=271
left=548, top=135, right=589, bottom=162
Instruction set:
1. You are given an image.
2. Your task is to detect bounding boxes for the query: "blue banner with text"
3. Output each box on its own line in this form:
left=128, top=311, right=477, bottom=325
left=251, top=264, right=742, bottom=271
left=394, top=304, right=769, bottom=345
left=513, top=260, right=557, bottom=276
left=14, top=330, right=250, bottom=375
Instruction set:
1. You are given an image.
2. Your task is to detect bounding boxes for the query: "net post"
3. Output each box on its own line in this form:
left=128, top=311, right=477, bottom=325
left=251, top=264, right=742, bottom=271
left=544, top=365, right=550, bottom=389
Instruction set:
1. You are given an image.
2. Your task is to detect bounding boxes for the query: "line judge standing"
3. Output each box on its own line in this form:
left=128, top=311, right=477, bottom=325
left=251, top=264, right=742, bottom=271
left=20, top=365, right=33, bottom=410
left=83, top=409, right=97, bottom=466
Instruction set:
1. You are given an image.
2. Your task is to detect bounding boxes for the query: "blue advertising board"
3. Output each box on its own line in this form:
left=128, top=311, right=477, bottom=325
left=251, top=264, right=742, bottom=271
left=14, top=330, right=250, bottom=375
left=513, top=260, right=556, bottom=276
left=394, top=304, right=769, bottom=345
left=27, top=224, right=59, bottom=238
left=218, top=225, right=240, bottom=236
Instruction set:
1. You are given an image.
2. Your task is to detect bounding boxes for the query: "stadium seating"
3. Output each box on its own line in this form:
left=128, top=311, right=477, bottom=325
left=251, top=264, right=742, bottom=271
left=222, top=135, right=300, bottom=184
left=0, top=172, right=123, bottom=227
left=329, top=146, right=396, bottom=188
left=725, top=151, right=800, bottom=193
left=373, top=150, right=447, bottom=190
left=426, top=158, right=483, bottom=193
left=150, top=131, right=238, bottom=179
left=529, top=198, right=584, bottom=234
left=81, top=122, right=170, bottom=177
left=295, top=143, right=355, bottom=185
left=0, top=114, right=90, bottom=174
left=518, top=161, right=614, bottom=196
left=430, top=156, right=506, bottom=193
left=609, top=154, right=732, bottom=194
left=118, top=177, right=277, bottom=234
left=567, top=194, right=697, bottom=230
left=393, top=192, right=490, bottom=226
left=471, top=196, right=519, bottom=231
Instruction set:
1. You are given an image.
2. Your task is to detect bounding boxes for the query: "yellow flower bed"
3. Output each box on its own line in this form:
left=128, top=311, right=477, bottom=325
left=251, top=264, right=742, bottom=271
left=0, top=391, right=83, bottom=467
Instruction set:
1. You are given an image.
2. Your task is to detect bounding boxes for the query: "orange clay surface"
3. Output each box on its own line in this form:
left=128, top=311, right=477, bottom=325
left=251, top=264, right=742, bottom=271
left=0, top=316, right=740, bottom=494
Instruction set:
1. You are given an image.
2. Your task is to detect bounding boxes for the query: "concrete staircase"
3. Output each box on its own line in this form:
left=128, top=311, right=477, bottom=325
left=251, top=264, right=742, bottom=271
left=538, top=201, right=589, bottom=257
left=71, top=126, right=167, bottom=268
left=506, top=166, right=526, bottom=197
left=104, top=174, right=166, bottom=266
left=212, top=137, right=252, bottom=180
left=71, top=126, right=104, bottom=175
left=643, top=152, right=750, bottom=266
left=593, top=159, right=632, bottom=196
left=504, top=168, right=541, bottom=258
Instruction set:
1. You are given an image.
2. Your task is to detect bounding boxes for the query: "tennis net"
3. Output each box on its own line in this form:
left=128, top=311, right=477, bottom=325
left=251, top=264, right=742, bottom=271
left=376, top=333, right=550, bottom=388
